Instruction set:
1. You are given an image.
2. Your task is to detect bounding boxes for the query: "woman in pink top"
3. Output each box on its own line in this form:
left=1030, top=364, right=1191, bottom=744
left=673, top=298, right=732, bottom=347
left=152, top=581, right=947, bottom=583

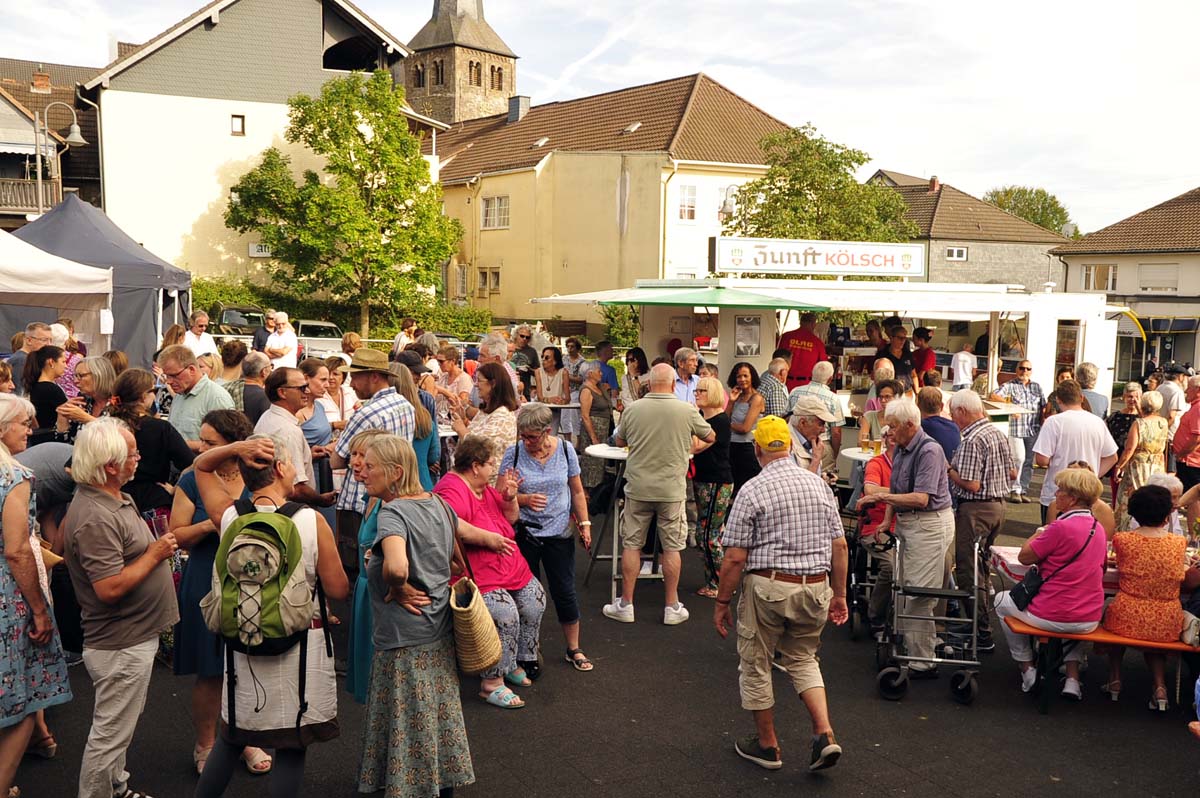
left=995, top=467, right=1107, bottom=699
left=434, top=435, right=546, bottom=710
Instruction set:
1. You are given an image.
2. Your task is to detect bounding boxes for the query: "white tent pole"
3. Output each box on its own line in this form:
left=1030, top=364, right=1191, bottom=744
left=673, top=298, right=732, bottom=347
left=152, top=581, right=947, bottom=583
left=987, top=311, right=1000, bottom=394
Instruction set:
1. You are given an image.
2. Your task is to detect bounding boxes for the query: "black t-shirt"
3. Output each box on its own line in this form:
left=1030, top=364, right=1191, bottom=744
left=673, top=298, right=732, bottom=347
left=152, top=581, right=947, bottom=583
left=692, top=412, right=733, bottom=484
left=125, top=416, right=196, bottom=513
left=243, top=384, right=271, bottom=425
left=878, top=347, right=916, bottom=389
left=252, top=326, right=271, bottom=352
left=28, top=381, right=67, bottom=444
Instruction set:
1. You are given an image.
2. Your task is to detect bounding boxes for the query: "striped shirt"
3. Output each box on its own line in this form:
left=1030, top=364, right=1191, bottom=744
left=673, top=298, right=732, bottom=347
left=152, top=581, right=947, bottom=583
left=720, top=457, right=843, bottom=574
left=950, top=417, right=1015, bottom=500
left=334, top=387, right=415, bottom=513
left=995, top=378, right=1045, bottom=438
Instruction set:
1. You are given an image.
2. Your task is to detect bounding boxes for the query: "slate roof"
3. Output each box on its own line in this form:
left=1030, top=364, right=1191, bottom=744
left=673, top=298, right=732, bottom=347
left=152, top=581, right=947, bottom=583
left=409, top=0, right=516, bottom=58
left=84, top=0, right=410, bottom=90
left=429, top=73, right=789, bottom=183
left=869, top=169, right=926, bottom=186
left=892, top=183, right=1068, bottom=245
left=1050, top=186, right=1200, bottom=255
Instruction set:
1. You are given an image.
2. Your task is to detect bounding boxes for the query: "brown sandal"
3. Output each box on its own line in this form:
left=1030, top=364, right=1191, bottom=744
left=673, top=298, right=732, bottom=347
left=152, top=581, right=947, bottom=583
left=25, top=733, right=56, bottom=759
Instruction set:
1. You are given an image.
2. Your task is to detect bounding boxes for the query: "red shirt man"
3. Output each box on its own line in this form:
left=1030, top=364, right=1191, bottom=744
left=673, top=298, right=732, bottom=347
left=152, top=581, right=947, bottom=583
left=1172, top=378, right=1200, bottom=472
left=778, top=312, right=826, bottom=389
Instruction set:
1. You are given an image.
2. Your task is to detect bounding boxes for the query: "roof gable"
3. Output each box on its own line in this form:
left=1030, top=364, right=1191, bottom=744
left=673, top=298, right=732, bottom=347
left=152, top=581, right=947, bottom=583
left=83, top=0, right=410, bottom=91
left=0, top=85, right=66, bottom=148
left=869, top=169, right=926, bottom=187
left=1050, top=186, right=1200, bottom=256
left=430, top=73, right=788, bottom=183
left=408, top=0, right=516, bottom=58
left=892, top=183, right=1068, bottom=245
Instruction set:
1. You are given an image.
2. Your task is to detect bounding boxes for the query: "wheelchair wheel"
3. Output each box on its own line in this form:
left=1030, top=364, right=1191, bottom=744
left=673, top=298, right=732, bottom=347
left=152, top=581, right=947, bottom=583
left=949, top=670, right=979, bottom=705
left=848, top=604, right=862, bottom=641
left=877, top=666, right=909, bottom=701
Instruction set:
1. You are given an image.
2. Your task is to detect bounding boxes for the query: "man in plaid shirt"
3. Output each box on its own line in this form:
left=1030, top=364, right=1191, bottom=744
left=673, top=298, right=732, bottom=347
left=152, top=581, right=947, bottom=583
left=947, top=389, right=1016, bottom=650
left=714, top=416, right=848, bottom=774
left=758, top=358, right=790, bottom=418
left=990, top=359, right=1045, bottom=502
left=330, top=349, right=415, bottom=570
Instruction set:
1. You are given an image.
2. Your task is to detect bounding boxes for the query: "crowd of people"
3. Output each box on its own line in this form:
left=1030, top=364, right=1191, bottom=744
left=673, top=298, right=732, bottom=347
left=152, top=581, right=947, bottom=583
left=3, top=310, right=1200, bottom=797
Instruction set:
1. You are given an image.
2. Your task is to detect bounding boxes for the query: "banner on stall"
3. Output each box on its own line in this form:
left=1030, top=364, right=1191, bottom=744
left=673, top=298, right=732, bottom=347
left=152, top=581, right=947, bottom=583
left=708, top=237, right=926, bottom=278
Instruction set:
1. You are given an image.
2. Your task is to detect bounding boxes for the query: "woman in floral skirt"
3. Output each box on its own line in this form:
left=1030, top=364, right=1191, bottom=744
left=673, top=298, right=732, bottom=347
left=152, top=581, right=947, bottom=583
left=358, top=435, right=473, bottom=798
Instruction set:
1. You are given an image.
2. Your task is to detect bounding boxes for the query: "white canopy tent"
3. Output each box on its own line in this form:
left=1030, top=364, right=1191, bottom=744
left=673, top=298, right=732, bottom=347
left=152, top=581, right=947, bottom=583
left=532, top=277, right=1126, bottom=398
left=0, top=229, right=113, bottom=353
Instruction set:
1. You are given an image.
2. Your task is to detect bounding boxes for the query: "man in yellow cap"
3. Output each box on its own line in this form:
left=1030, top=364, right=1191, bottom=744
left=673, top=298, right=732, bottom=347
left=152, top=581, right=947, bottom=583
left=714, top=414, right=849, bottom=774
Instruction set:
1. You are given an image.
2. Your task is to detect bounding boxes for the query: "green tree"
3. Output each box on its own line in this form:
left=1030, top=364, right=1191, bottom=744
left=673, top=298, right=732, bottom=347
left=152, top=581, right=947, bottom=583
left=983, top=185, right=1076, bottom=236
left=725, top=124, right=918, bottom=243
left=601, top=304, right=639, bottom=348
left=225, top=70, right=462, bottom=335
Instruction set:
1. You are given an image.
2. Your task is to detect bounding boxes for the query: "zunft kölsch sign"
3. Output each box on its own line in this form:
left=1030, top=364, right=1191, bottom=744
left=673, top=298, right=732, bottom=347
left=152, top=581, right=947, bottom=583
left=708, top=236, right=926, bottom=278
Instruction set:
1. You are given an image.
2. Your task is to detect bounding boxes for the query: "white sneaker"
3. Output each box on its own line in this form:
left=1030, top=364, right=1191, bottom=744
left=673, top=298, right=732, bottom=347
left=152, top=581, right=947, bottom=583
left=664, top=603, right=690, bottom=625
left=602, top=598, right=635, bottom=623
left=1020, top=668, right=1037, bottom=693
left=639, top=561, right=653, bottom=575
left=1061, top=677, right=1082, bottom=701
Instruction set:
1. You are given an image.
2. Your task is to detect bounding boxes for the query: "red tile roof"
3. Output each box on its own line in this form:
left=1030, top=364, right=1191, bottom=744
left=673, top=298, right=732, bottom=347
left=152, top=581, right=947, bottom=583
left=892, top=183, right=1068, bottom=245
left=429, top=73, right=788, bottom=183
left=1050, top=186, right=1200, bottom=255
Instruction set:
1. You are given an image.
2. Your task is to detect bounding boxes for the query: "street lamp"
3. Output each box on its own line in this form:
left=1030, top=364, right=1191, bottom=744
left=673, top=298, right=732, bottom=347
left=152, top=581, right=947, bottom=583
left=32, top=100, right=88, bottom=215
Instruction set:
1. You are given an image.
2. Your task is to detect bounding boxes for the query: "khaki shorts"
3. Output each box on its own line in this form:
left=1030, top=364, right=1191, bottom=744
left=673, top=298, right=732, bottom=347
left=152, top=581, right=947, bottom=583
left=622, top=498, right=688, bottom=552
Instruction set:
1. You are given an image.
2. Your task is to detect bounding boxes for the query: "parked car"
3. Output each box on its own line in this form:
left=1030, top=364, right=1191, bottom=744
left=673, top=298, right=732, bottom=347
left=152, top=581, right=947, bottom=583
left=209, top=302, right=266, bottom=336
left=294, top=319, right=343, bottom=360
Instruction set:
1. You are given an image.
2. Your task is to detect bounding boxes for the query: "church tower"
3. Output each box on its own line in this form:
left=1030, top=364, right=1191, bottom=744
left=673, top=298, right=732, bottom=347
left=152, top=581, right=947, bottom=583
left=406, top=0, right=518, bottom=124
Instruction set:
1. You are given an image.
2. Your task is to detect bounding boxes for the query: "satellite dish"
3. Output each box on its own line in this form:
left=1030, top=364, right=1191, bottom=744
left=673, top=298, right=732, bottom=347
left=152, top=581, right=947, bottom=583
left=1061, top=223, right=1077, bottom=237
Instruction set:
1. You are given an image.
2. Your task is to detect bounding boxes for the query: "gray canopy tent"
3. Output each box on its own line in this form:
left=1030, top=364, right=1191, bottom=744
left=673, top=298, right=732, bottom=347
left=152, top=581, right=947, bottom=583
left=15, top=195, right=191, bottom=367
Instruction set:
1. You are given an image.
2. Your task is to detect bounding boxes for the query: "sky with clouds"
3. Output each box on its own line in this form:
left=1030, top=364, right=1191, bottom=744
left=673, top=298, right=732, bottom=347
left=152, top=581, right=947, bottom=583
left=2, top=0, right=1197, bottom=234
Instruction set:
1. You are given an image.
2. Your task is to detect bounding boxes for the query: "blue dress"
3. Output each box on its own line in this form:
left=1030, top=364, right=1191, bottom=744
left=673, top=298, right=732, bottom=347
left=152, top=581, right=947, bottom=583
left=301, top=402, right=336, bottom=529
left=414, top=390, right=441, bottom=491
left=346, top=499, right=380, bottom=704
left=0, top=467, right=72, bottom=727
left=173, top=470, right=250, bottom=677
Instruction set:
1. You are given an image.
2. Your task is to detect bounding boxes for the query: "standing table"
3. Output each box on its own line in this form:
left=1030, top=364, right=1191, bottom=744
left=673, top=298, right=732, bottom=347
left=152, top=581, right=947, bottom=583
left=581, top=443, right=664, bottom=603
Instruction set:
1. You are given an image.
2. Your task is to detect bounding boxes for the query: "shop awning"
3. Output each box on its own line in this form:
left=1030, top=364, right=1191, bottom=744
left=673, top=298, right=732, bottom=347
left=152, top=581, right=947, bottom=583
left=533, top=284, right=829, bottom=311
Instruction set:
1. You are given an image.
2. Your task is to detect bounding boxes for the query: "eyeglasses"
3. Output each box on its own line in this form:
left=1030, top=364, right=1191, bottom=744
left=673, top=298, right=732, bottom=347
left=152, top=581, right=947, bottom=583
left=194, top=324, right=208, bottom=329
left=162, top=365, right=192, bottom=381
left=1017, top=366, right=1032, bottom=372
left=75, top=369, right=90, bottom=378
left=519, top=430, right=548, bottom=443
left=285, top=384, right=310, bottom=393
left=126, top=450, right=142, bottom=461
left=695, top=388, right=708, bottom=393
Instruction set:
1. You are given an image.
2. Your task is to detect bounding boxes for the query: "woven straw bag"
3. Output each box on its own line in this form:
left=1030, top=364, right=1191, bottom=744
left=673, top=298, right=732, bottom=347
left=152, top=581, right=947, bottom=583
left=435, top=497, right=501, bottom=675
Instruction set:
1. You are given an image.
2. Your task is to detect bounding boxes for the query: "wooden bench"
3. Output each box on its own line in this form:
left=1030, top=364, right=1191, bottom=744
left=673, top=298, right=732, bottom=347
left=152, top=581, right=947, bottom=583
left=1003, top=616, right=1200, bottom=714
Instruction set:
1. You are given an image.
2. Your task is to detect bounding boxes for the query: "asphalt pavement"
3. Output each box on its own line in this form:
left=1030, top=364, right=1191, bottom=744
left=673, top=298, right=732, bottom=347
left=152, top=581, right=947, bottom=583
left=15, top=472, right=1199, bottom=797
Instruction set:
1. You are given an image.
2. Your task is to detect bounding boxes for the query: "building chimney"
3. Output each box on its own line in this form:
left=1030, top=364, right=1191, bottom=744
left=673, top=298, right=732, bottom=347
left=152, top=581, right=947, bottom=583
left=31, top=69, right=51, bottom=94
left=507, top=95, right=530, bottom=124
left=928, top=175, right=940, bottom=193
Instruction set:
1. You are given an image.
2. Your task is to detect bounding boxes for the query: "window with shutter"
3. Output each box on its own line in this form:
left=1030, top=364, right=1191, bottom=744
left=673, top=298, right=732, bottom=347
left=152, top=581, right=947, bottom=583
left=1138, top=263, right=1178, bottom=293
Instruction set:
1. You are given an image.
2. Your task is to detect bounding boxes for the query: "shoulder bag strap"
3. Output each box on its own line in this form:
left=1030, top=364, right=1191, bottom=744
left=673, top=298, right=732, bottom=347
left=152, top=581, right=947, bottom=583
left=1040, top=519, right=1098, bottom=583
left=435, top=494, right=476, bottom=583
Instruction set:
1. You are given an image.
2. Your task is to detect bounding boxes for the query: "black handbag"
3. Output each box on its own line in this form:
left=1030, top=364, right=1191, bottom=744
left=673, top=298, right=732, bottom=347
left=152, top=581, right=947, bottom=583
left=508, top=442, right=543, bottom=547
left=1009, top=520, right=1097, bottom=611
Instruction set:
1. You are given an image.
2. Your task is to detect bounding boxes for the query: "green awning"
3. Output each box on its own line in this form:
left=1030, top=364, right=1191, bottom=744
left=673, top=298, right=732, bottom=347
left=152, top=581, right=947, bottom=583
left=597, top=286, right=828, bottom=310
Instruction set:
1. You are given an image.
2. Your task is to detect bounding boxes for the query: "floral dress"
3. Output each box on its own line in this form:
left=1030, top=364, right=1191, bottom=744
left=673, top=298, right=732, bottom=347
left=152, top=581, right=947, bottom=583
left=0, top=468, right=72, bottom=728
left=1116, top=415, right=1168, bottom=529
left=1103, top=532, right=1186, bottom=642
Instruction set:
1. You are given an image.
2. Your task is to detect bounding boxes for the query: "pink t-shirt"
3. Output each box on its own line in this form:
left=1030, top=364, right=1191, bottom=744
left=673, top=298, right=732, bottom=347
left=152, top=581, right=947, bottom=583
left=1027, top=509, right=1106, bottom=623
left=434, top=472, right=531, bottom=594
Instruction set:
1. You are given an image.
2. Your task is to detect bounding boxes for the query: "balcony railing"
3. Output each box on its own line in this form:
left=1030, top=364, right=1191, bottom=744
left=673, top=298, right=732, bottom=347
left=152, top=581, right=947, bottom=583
left=0, top=178, right=62, bottom=214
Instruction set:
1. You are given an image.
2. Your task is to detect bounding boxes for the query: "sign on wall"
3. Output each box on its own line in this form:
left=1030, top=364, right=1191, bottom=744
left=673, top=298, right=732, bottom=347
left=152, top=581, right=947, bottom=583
left=709, top=236, right=926, bottom=278
left=248, top=242, right=273, bottom=258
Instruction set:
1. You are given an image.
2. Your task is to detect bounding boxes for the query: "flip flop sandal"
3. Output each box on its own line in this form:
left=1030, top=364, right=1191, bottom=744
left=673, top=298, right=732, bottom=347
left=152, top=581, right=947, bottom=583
left=242, top=747, right=273, bottom=775
left=192, top=744, right=213, bottom=775
left=696, top=587, right=719, bottom=599
left=565, top=649, right=594, bottom=672
left=504, top=668, right=532, bottom=687
left=25, top=733, right=56, bottom=759
left=480, top=686, right=525, bottom=709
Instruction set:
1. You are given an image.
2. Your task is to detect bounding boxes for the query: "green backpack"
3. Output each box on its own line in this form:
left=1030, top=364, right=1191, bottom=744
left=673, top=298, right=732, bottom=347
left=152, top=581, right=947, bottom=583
left=201, top=500, right=319, bottom=656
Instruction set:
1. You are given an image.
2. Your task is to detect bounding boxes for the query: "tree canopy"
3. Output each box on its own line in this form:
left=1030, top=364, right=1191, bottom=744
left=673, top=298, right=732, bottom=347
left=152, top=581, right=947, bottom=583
left=225, top=70, right=462, bottom=334
left=725, top=124, right=918, bottom=243
left=983, top=185, right=1077, bottom=236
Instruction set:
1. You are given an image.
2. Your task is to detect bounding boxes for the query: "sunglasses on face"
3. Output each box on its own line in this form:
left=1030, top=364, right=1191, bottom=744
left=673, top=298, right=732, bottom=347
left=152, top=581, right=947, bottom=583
left=1018, top=366, right=1032, bottom=372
